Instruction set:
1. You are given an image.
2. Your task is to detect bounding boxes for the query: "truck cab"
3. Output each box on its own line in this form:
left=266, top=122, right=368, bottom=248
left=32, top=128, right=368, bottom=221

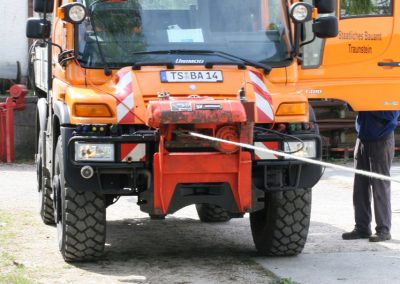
left=299, top=0, right=398, bottom=110
left=27, top=0, right=337, bottom=261
left=296, top=0, right=398, bottom=153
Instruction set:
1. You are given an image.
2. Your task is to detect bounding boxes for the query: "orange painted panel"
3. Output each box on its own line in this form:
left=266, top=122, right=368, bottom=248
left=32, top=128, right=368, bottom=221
left=298, top=1, right=400, bottom=111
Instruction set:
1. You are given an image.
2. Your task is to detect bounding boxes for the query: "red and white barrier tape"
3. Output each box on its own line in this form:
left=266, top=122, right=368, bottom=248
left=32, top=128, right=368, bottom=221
left=189, top=132, right=400, bottom=184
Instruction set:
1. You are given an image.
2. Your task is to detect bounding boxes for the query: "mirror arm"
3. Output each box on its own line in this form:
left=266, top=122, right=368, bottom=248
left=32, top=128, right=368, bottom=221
left=293, top=23, right=302, bottom=57
left=40, top=1, right=64, bottom=57
left=300, top=34, right=316, bottom=47
left=43, top=39, right=63, bottom=53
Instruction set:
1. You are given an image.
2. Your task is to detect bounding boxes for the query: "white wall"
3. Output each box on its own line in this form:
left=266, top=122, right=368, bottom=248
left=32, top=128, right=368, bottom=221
left=0, top=0, right=28, bottom=79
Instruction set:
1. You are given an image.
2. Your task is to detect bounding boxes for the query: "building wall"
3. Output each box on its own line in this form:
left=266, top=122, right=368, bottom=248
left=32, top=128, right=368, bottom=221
left=0, top=0, right=29, bottom=79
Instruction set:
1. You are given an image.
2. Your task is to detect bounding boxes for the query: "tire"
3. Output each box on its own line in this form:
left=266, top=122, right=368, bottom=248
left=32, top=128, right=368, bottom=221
left=196, top=204, right=231, bottom=223
left=250, top=188, right=312, bottom=256
left=54, top=137, right=106, bottom=262
left=37, top=131, right=55, bottom=225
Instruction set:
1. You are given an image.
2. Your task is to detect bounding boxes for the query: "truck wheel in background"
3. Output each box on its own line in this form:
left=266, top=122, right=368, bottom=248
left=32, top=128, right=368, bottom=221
left=196, top=204, right=232, bottom=222
left=54, top=137, right=106, bottom=262
left=250, top=188, right=312, bottom=256
left=37, top=132, right=55, bottom=225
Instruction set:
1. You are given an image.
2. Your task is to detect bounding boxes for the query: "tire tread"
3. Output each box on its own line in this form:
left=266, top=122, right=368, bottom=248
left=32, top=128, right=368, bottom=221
left=250, top=189, right=312, bottom=256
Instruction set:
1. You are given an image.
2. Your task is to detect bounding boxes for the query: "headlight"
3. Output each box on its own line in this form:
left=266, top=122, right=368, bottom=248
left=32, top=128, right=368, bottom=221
left=284, top=140, right=317, bottom=159
left=75, top=142, right=114, bottom=162
left=290, top=3, right=313, bottom=23
left=62, top=3, right=87, bottom=25
left=69, top=4, right=86, bottom=23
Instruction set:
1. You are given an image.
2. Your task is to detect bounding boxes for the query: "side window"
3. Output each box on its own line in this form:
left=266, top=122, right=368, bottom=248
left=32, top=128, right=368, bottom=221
left=340, top=0, right=392, bottom=18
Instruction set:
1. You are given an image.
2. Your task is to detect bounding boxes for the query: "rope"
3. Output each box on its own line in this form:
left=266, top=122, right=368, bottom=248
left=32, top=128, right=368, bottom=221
left=189, top=132, right=400, bottom=184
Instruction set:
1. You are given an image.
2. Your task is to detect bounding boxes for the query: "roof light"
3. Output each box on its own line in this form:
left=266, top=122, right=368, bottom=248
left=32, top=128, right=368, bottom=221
left=61, top=3, right=87, bottom=25
left=290, top=3, right=313, bottom=23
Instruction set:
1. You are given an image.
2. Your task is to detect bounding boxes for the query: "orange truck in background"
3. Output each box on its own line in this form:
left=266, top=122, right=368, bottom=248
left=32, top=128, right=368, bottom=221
left=27, top=0, right=337, bottom=261
left=296, top=0, right=399, bottom=153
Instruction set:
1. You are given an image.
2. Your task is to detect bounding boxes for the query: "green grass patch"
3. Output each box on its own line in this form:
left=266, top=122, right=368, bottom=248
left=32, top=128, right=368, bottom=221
left=0, top=211, right=34, bottom=284
left=0, top=212, right=15, bottom=247
left=273, top=278, right=297, bottom=284
left=0, top=269, right=33, bottom=284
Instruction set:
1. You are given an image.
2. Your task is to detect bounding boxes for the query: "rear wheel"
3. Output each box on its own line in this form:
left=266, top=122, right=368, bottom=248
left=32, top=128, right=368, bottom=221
left=250, top=188, right=312, bottom=256
left=196, top=204, right=231, bottom=223
left=37, top=132, right=54, bottom=225
left=54, top=137, right=106, bottom=262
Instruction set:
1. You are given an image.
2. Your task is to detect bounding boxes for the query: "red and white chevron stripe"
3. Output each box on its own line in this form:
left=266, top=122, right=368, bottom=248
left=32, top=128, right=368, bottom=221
left=249, top=71, right=274, bottom=123
left=120, top=143, right=146, bottom=162
left=254, top=141, right=279, bottom=160
left=115, top=70, right=135, bottom=124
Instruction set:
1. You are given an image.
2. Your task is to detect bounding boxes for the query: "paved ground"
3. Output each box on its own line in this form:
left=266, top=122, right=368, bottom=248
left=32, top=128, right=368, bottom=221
left=256, top=162, right=400, bottom=284
left=0, top=161, right=399, bottom=283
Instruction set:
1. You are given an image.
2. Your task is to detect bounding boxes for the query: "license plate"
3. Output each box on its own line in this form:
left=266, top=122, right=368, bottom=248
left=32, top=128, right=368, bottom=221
left=160, top=70, right=223, bottom=83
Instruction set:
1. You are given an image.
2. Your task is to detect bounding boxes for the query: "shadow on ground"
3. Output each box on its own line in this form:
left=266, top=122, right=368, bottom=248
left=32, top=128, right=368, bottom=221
left=71, top=217, right=274, bottom=284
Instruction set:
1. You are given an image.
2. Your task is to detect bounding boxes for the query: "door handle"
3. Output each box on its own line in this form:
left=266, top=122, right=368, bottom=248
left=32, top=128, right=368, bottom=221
left=378, top=62, right=400, bottom=67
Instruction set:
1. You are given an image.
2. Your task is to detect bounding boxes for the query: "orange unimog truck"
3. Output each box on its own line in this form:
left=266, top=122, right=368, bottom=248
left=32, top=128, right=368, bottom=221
left=296, top=0, right=399, bottom=152
left=27, top=0, right=337, bottom=261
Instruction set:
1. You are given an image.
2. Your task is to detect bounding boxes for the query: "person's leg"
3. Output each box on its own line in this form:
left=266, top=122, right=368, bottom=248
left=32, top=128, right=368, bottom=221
left=343, top=139, right=372, bottom=239
left=353, top=138, right=372, bottom=234
left=369, top=134, right=394, bottom=241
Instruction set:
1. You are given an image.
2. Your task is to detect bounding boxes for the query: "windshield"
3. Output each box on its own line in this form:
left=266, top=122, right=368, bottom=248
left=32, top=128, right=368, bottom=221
left=78, top=0, right=292, bottom=68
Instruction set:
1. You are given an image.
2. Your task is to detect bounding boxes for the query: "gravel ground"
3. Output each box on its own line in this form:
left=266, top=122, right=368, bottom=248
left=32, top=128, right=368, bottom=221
left=1, top=161, right=399, bottom=284
left=0, top=163, right=274, bottom=284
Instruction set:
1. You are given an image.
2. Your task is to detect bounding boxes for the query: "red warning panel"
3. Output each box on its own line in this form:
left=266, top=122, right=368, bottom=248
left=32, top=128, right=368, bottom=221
left=254, top=141, right=279, bottom=160
left=120, top=143, right=146, bottom=162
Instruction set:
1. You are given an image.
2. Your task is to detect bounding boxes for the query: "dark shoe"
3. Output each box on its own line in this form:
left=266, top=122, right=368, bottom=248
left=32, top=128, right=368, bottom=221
left=342, top=229, right=372, bottom=240
left=369, top=232, right=391, bottom=242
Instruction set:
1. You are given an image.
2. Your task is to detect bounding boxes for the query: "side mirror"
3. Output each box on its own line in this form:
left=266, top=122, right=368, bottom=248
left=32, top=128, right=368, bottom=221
left=313, top=16, right=338, bottom=38
left=34, top=0, right=54, bottom=13
left=26, top=18, right=51, bottom=39
left=314, top=0, right=336, bottom=14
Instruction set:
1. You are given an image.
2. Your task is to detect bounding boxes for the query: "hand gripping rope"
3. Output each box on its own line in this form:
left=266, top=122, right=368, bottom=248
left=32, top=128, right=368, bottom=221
left=190, top=132, right=400, bottom=184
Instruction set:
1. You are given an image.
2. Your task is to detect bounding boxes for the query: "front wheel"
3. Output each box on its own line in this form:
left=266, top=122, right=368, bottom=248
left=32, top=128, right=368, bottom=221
left=37, top=131, right=54, bottom=225
left=54, top=137, right=106, bottom=262
left=250, top=188, right=312, bottom=256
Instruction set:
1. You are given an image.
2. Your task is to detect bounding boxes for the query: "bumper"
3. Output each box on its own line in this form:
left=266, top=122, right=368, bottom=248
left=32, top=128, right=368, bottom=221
left=252, top=133, right=323, bottom=191
left=62, top=127, right=154, bottom=194
left=61, top=126, right=253, bottom=215
left=61, top=126, right=322, bottom=214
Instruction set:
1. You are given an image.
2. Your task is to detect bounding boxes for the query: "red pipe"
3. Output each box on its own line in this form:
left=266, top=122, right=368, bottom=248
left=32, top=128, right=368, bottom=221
left=0, top=84, right=27, bottom=163
left=5, top=98, right=14, bottom=163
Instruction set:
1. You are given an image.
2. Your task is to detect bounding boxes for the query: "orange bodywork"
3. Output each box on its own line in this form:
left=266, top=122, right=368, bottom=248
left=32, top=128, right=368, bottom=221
left=297, top=1, right=400, bottom=111
left=48, top=0, right=315, bottom=215
left=52, top=63, right=310, bottom=126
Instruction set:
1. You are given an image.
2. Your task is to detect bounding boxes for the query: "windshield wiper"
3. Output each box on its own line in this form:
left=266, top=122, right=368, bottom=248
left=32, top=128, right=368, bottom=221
left=132, top=49, right=272, bottom=74
left=133, top=61, right=174, bottom=70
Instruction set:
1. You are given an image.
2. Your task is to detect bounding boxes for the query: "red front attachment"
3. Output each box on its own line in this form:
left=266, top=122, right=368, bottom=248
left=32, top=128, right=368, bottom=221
left=148, top=96, right=254, bottom=215
left=147, top=96, right=247, bottom=128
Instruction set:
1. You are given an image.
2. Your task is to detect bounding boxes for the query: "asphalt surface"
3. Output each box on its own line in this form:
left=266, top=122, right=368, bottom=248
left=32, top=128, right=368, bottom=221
left=256, top=162, right=400, bottom=284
